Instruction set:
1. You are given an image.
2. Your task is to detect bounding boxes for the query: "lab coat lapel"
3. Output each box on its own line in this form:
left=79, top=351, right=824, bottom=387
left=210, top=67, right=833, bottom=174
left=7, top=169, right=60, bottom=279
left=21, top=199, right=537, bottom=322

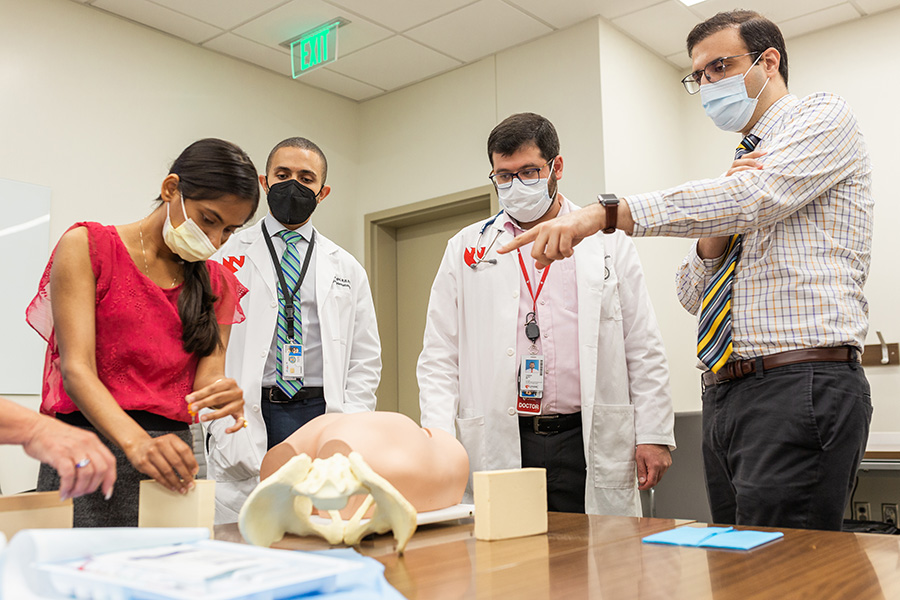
left=574, top=221, right=605, bottom=417
left=245, top=222, right=277, bottom=299
left=314, top=228, right=338, bottom=307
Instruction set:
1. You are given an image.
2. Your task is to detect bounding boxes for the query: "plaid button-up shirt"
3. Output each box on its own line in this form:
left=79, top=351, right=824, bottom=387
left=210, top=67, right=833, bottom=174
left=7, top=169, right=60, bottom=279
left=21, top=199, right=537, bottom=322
left=628, top=93, right=873, bottom=360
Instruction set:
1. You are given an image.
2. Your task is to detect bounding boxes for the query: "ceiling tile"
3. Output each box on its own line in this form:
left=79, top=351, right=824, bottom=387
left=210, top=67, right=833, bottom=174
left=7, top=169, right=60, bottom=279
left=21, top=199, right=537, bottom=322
left=295, top=67, right=385, bottom=101
left=690, top=0, right=851, bottom=23
left=92, top=0, right=222, bottom=44
left=665, top=51, right=693, bottom=70
left=405, top=0, right=552, bottom=63
left=612, top=2, right=700, bottom=57
left=149, top=0, right=286, bottom=30
left=855, top=0, right=900, bottom=15
left=324, top=0, right=476, bottom=32
left=508, top=0, right=663, bottom=26
left=326, top=36, right=461, bottom=90
left=202, top=33, right=291, bottom=76
left=234, top=0, right=391, bottom=56
left=778, top=3, right=861, bottom=38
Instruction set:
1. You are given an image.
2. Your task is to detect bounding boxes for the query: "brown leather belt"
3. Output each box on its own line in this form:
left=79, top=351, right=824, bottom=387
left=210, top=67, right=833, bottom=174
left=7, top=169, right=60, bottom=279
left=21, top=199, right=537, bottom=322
left=702, top=346, right=860, bottom=387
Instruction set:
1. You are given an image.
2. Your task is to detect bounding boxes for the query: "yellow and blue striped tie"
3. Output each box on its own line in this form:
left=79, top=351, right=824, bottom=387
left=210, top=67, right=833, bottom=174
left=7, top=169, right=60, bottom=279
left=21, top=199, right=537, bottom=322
left=276, top=229, right=304, bottom=397
left=697, top=134, right=760, bottom=372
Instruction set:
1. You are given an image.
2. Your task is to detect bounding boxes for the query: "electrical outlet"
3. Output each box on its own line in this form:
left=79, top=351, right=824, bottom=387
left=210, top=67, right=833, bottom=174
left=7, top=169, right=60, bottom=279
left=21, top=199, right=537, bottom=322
left=882, top=503, right=898, bottom=525
left=854, top=501, right=871, bottom=521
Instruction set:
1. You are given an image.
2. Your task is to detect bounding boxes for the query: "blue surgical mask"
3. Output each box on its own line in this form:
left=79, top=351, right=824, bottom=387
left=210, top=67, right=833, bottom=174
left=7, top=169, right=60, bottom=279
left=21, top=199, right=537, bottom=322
left=700, top=53, right=769, bottom=132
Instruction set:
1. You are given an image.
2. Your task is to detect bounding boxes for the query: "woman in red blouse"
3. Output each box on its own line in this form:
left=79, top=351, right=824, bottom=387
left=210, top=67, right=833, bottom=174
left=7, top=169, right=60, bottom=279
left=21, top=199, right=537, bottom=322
left=28, top=138, right=259, bottom=526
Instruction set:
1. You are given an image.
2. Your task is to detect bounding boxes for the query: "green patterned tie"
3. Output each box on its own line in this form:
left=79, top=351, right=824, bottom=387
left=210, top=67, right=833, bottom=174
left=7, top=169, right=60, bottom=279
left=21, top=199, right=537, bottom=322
left=275, top=230, right=304, bottom=397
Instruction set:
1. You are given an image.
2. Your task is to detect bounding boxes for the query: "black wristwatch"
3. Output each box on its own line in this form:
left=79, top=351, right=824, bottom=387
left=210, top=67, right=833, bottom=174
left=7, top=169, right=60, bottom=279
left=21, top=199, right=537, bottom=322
left=598, top=194, right=619, bottom=234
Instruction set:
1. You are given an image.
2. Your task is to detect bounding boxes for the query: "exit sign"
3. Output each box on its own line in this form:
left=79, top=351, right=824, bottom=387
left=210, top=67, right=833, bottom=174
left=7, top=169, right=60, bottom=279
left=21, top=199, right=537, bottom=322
left=289, top=20, right=341, bottom=78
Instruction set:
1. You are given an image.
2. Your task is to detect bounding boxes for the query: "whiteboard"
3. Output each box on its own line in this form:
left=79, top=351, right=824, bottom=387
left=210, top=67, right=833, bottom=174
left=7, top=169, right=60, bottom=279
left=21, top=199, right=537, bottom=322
left=0, top=178, right=51, bottom=394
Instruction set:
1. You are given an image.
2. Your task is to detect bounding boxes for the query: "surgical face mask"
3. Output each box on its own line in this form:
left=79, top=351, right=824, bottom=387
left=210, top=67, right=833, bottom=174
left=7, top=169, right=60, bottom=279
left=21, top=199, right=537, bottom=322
left=498, top=177, right=554, bottom=223
left=267, top=179, right=319, bottom=225
left=700, top=53, right=769, bottom=132
left=162, top=192, right=218, bottom=262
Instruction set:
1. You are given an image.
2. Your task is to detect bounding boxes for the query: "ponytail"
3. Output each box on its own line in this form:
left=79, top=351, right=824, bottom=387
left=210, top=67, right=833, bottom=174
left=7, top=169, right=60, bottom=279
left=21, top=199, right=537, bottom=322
left=179, top=261, right=221, bottom=356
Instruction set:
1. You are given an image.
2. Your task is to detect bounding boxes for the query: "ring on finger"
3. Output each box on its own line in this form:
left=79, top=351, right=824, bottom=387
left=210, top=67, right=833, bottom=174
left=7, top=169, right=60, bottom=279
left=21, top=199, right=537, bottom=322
left=75, top=458, right=91, bottom=469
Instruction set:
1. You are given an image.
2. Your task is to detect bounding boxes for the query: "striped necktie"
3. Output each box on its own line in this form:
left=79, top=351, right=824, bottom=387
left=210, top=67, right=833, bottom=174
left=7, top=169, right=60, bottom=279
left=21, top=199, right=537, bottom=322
left=276, top=229, right=304, bottom=397
left=697, top=134, right=760, bottom=372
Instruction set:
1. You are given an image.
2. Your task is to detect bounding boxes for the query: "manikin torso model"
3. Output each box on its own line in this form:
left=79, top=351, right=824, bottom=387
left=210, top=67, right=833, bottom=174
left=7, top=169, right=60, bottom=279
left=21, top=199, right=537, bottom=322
left=260, top=411, right=469, bottom=515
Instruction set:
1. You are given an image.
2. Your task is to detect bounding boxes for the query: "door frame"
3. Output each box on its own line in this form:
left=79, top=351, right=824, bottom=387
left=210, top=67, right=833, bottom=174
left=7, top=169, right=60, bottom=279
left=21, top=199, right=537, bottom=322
left=364, top=184, right=497, bottom=413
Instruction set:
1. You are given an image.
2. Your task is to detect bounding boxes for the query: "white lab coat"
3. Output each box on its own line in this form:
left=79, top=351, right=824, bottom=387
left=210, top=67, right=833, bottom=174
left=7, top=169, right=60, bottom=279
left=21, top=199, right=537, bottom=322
left=417, top=198, right=674, bottom=516
left=206, top=220, right=381, bottom=523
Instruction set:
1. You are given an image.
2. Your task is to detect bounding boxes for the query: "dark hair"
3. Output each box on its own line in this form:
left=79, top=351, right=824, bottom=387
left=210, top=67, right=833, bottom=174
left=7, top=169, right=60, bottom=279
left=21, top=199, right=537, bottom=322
left=686, top=10, right=789, bottom=86
left=168, top=138, right=260, bottom=357
left=265, top=137, right=328, bottom=184
left=487, top=113, right=560, bottom=166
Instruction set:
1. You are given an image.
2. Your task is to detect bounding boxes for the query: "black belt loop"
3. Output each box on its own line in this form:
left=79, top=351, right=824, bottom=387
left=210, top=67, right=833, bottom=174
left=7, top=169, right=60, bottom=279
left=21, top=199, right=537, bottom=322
left=755, top=356, right=765, bottom=379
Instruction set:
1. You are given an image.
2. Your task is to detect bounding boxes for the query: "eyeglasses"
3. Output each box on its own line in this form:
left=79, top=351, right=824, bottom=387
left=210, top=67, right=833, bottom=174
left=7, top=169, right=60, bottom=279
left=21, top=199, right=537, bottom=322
left=681, top=51, right=761, bottom=95
left=489, top=159, right=554, bottom=190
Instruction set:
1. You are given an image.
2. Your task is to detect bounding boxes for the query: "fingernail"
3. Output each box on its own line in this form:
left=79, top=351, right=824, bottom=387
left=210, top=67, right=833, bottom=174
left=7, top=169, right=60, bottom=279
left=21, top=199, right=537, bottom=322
left=105, top=491, right=113, bottom=501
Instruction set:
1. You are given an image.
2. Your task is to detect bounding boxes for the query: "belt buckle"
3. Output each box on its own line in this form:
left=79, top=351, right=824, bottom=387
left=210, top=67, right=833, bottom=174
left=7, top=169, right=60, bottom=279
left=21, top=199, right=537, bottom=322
left=533, top=416, right=548, bottom=436
left=266, top=388, right=291, bottom=404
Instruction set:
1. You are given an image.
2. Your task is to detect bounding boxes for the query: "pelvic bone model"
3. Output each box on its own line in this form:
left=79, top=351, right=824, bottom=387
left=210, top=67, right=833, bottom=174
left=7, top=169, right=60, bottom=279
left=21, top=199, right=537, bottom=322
left=238, top=451, right=418, bottom=554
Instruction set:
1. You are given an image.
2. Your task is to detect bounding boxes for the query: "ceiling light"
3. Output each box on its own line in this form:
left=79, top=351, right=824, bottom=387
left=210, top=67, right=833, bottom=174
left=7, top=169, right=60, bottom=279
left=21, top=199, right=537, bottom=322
left=679, top=0, right=708, bottom=6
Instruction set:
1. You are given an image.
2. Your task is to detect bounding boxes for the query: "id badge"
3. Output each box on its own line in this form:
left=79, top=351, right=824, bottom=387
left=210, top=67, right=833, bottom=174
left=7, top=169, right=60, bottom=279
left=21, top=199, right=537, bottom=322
left=520, top=355, right=544, bottom=392
left=281, top=342, right=304, bottom=380
left=517, top=355, right=544, bottom=415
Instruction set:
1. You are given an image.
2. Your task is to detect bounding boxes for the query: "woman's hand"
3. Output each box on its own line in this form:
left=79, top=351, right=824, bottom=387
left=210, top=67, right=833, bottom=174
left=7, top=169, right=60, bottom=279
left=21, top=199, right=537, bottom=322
left=187, top=377, right=246, bottom=434
left=124, top=433, right=198, bottom=494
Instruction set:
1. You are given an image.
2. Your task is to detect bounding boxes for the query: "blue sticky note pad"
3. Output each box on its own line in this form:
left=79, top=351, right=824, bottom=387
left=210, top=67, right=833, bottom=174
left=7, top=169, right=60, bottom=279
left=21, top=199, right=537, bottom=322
left=642, top=526, right=783, bottom=551
left=642, top=526, right=734, bottom=546
left=700, top=530, right=783, bottom=550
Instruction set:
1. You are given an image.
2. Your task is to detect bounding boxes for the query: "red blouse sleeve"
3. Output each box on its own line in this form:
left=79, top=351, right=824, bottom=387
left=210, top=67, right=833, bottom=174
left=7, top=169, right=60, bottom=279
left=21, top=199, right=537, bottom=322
left=207, top=260, right=248, bottom=325
left=26, top=222, right=112, bottom=342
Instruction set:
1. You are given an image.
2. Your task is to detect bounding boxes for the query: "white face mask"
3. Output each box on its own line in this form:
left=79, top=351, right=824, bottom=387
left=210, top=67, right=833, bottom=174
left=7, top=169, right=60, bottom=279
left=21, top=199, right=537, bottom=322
left=498, top=177, right=554, bottom=223
left=700, top=53, right=769, bottom=132
left=162, top=193, right=218, bottom=262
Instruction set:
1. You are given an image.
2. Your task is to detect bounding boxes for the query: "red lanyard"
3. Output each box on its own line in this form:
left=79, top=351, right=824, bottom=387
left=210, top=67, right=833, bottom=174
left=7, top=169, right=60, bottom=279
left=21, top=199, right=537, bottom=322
left=516, top=248, right=551, bottom=312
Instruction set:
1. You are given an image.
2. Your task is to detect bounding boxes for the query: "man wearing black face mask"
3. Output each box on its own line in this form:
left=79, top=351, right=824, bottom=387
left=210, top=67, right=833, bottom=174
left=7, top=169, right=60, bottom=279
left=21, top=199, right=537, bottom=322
left=205, top=137, right=382, bottom=524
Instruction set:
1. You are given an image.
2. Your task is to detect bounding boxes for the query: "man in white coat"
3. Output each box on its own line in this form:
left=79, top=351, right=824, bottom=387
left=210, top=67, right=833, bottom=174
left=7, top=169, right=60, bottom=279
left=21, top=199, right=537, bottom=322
left=418, top=113, right=674, bottom=515
left=206, top=137, right=381, bottom=523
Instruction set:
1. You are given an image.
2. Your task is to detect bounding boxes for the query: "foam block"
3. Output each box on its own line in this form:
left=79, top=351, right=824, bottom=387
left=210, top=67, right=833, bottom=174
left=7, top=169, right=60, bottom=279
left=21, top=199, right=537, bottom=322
left=473, top=468, right=547, bottom=541
left=138, top=479, right=215, bottom=531
left=0, top=491, right=72, bottom=538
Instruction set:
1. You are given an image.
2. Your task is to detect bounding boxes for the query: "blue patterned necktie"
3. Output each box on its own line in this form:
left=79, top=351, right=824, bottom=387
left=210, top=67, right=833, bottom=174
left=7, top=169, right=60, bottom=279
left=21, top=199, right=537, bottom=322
left=697, top=134, right=760, bottom=372
left=276, top=229, right=304, bottom=397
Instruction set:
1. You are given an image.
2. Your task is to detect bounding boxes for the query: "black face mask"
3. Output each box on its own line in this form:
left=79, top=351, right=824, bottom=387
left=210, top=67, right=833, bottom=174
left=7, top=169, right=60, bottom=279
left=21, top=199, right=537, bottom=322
left=267, top=179, right=319, bottom=225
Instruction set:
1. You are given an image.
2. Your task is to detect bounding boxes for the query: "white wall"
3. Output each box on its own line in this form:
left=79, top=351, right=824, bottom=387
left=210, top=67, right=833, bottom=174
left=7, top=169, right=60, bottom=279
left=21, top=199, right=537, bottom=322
left=597, top=20, right=701, bottom=412
left=357, top=19, right=604, bottom=219
left=0, top=0, right=361, bottom=493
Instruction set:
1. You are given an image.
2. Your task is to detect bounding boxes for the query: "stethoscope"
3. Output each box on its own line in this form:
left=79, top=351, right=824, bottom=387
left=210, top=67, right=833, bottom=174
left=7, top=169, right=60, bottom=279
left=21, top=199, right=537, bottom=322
left=469, top=210, right=504, bottom=269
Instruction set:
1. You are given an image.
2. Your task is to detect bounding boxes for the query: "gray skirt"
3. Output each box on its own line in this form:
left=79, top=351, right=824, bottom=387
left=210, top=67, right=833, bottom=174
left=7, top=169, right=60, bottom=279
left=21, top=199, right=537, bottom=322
left=37, top=416, right=193, bottom=528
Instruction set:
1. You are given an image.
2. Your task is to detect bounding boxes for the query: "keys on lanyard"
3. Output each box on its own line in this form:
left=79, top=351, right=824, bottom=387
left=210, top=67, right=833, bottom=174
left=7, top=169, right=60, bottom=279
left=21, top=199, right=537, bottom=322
left=517, top=248, right=550, bottom=354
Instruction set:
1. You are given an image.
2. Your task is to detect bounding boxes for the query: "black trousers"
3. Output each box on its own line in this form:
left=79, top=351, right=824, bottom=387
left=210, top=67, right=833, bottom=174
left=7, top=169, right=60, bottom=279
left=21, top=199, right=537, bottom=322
left=520, top=421, right=587, bottom=513
left=702, top=360, right=872, bottom=531
left=261, top=393, right=326, bottom=449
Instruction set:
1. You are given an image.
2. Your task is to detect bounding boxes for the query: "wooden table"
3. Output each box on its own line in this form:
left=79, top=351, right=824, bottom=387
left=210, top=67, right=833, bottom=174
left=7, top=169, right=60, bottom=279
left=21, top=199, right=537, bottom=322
left=215, top=514, right=900, bottom=598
